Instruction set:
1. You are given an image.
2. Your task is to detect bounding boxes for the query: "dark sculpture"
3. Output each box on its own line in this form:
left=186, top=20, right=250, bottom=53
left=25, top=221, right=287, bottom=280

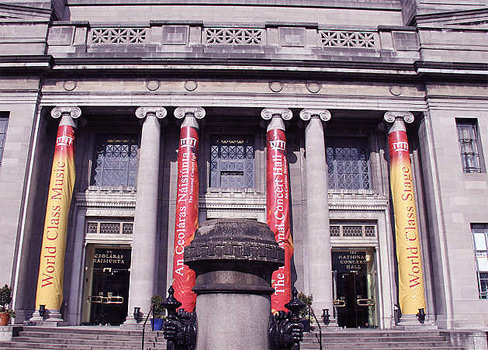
left=161, top=286, right=197, bottom=350
left=269, top=288, right=305, bottom=350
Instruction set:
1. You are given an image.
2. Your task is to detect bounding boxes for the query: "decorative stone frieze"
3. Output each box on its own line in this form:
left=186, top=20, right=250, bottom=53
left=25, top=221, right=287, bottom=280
left=204, top=28, right=264, bottom=45
left=320, top=30, right=376, bottom=48
left=90, top=28, right=148, bottom=44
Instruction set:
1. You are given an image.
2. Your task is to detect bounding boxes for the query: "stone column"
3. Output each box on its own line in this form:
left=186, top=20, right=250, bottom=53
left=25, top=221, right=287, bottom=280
left=170, top=107, right=205, bottom=312
left=125, top=107, right=167, bottom=324
left=260, top=108, right=294, bottom=313
left=384, top=111, right=426, bottom=323
left=30, top=106, right=81, bottom=325
left=299, top=109, right=334, bottom=321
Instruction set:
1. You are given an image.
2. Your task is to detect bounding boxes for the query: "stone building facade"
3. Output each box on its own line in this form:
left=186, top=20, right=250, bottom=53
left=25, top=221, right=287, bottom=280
left=1, top=0, right=487, bottom=337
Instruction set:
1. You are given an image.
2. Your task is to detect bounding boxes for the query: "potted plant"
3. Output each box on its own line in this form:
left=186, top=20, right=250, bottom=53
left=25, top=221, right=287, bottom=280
left=298, top=292, right=313, bottom=332
left=0, top=284, right=14, bottom=326
left=150, top=295, right=166, bottom=331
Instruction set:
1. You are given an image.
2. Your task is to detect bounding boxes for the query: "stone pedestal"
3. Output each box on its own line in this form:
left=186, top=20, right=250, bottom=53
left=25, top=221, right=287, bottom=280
left=185, top=219, right=284, bottom=350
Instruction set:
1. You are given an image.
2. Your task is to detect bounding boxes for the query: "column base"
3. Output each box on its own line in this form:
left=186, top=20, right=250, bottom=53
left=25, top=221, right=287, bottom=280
left=121, top=315, right=144, bottom=329
left=28, top=309, right=67, bottom=327
left=394, top=314, right=437, bottom=330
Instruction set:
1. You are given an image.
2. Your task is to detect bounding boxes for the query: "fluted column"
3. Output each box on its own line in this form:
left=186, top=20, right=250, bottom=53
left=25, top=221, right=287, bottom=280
left=125, top=107, right=167, bottom=324
left=261, top=108, right=294, bottom=313
left=171, top=107, right=205, bottom=312
left=31, top=106, right=81, bottom=324
left=384, top=111, right=426, bottom=322
left=299, top=108, right=334, bottom=321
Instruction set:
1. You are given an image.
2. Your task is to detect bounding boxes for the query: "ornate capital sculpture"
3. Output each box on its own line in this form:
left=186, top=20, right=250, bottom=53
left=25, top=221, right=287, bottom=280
left=135, top=107, right=167, bottom=119
left=174, top=107, right=206, bottom=120
left=384, top=111, right=414, bottom=124
left=261, top=108, right=293, bottom=121
left=51, top=106, right=82, bottom=119
left=299, top=109, right=331, bottom=122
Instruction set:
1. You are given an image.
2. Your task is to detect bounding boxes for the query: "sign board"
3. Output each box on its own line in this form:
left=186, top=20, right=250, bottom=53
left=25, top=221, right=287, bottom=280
left=333, top=251, right=367, bottom=273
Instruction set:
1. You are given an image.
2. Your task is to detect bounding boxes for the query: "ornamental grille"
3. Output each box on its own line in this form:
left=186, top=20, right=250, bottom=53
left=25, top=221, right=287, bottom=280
left=320, top=30, right=375, bottom=48
left=204, top=28, right=264, bottom=45
left=86, top=221, right=133, bottom=235
left=330, top=225, right=376, bottom=238
left=326, top=138, right=371, bottom=190
left=210, top=135, right=254, bottom=189
left=91, top=136, right=139, bottom=187
left=90, top=28, right=148, bottom=44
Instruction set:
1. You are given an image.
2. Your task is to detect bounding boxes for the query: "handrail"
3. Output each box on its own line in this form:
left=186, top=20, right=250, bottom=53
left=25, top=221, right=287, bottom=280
left=141, top=304, right=155, bottom=350
left=308, top=305, right=323, bottom=350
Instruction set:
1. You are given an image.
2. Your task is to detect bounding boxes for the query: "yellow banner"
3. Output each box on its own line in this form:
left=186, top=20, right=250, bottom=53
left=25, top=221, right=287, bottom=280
left=389, top=128, right=426, bottom=315
left=35, top=122, right=76, bottom=311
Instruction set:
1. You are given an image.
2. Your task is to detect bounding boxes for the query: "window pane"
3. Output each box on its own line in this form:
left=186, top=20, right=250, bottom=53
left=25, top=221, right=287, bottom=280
left=210, top=135, right=254, bottom=189
left=91, top=135, right=139, bottom=187
left=326, top=137, right=370, bottom=190
left=0, top=115, right=8, bottom=166
left=474, top=233, right=487, bottom=250
left=457, top=119, right=483, bottom=173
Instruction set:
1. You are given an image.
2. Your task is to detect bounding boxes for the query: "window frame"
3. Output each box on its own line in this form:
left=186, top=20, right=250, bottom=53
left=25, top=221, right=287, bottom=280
left=0, top=113, right=9, bottom=166
left=326, top=136, right=372, bottom=191
left=90, top=134, right=139, bottom=188
left=472, top=224, right=488, bottom=299
left=456, top=118, right=485, bottom=173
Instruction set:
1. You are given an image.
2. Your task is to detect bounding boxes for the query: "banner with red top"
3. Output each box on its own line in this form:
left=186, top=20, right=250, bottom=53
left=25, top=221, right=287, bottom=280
left=388, top=120, right=426, bottom=315
left=266, top=121, right=294, bottom=314
left=172, top=122, right=200, bottom=312
left=35, top=115, right=77, bottom=311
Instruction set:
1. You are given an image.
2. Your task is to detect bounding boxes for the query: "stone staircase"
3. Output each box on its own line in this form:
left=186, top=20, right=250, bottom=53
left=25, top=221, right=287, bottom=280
left=301, top=330, right=467, bottom=350
left=0, top=326, right=477, bottom=350
left=0, top=326, right=166, bottom=350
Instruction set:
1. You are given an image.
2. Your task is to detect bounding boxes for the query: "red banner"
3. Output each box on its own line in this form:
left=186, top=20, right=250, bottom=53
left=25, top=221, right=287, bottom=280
left=266, top=126, right=294, bottom=313
left=35, top=121, right=76, bottom=311
left=388, top=128, right=426, bottom=315
left=172, top=124, right=199, bottom=312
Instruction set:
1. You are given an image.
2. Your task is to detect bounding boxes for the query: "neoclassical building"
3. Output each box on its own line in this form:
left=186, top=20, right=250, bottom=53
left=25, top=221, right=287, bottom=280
left=1, top=0, right=488, bottom=338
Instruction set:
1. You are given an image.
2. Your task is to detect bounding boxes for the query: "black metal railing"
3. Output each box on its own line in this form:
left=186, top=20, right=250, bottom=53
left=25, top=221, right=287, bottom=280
left=141, top=304, right=155, bottom=350
left=308, top=305, right=323, bottom=350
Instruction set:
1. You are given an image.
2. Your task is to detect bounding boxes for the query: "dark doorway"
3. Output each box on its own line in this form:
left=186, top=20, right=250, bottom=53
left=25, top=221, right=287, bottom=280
left=85, top=247, right=131, bottom=326
left=332, top=250, right=377, bottom=328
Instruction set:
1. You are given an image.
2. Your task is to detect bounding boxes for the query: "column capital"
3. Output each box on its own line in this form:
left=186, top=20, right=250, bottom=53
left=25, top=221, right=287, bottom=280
left=51, top=106, right=82, bottom=119
left=174, top=107, right=206, bottom=120
left=261, top=108, right=293, bottom=121
left=135, top=107, right=167, bottom=119
left=384, top=111, right=414, bottom=124
left=299, top=109, right=331, bottom=122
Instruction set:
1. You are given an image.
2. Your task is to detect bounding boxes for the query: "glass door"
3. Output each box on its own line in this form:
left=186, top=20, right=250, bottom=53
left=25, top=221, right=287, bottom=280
left=332, top=249, right=377, bottom=328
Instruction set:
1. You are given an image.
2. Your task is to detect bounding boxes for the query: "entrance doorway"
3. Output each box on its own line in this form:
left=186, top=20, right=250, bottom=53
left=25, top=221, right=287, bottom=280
left=82, top=246, right=131, bottom=325
left=332, top=249, right=377, bottom=328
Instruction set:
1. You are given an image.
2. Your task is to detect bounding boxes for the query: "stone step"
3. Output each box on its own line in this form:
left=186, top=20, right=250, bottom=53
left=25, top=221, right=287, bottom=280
left=16, top=331, right=159, bottom=341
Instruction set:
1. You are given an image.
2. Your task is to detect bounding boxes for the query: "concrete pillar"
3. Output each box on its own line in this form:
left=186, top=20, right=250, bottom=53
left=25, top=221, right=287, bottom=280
left=184, top=219, right=284, bottom=350
left=125, top=107, right=167, bottom=323
left=299, top=109, right=334, bottom=321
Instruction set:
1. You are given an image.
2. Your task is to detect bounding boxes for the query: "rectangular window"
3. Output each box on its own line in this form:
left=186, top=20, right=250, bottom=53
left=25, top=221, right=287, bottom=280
left=0, top=114, right=9, bottom=166
left=472, top=224, right=488, bottom=299
left=457, top=119, right=484, bottom=173
left=91, top=135, right=138, bottom=187
left=326, top=137, right=371, bottom=190
left=210, top=135, right=254, bottom=189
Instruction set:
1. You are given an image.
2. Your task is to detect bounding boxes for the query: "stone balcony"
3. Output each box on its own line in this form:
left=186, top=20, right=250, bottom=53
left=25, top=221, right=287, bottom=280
left=46, top=21, right=421, bottom=64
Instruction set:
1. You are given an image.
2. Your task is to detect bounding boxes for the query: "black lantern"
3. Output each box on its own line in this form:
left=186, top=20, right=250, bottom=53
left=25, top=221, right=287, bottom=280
left=39, top=304, right=46, bottom=318
left=416, top=308, right=426, bottom=324
left=321, top=308, right=330, bottom=326
left=133, top=307, right=142, bottom=323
